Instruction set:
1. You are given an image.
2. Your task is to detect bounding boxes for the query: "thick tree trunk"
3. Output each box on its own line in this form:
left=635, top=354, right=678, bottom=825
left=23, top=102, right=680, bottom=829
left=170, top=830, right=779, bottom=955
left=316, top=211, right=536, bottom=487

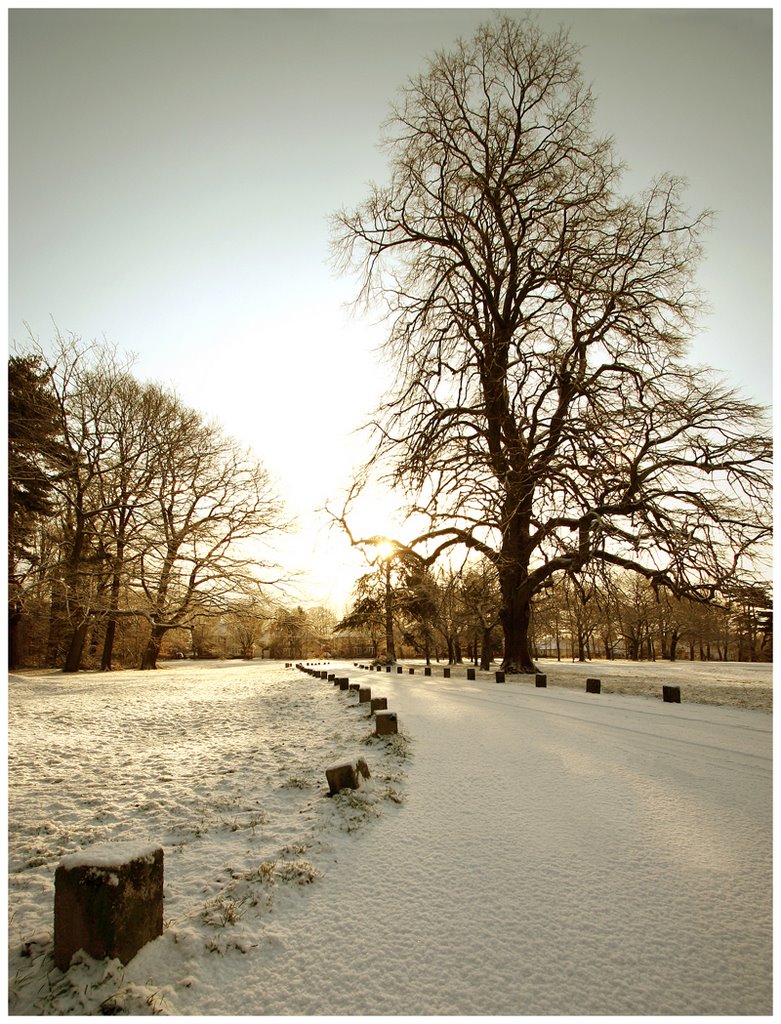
left=499, top=581, right=536, bottom=674
left=140, top=625, right=167, bottom=670
left=101, top=617, right=118, bottom=671
left=63, top=619, right=89, bottom=673
left=496, top=508, right=537, bottom=674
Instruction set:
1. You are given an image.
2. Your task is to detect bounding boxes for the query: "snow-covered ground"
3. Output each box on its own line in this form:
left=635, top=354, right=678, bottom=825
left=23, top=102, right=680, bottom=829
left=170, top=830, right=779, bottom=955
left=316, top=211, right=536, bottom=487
left=534, top=656, right=773, bottom=711
left=7, top=658, right=772, bottom=1015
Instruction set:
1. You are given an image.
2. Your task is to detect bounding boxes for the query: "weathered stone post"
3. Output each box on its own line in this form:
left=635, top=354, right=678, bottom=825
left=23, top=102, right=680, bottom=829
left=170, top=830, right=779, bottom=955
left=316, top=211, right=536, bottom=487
left=325, top=757, right=371, bottom=796
left=358, top=687, right=372, bottom=703
left=54, top=842, right=163, bottom=972
left=663, top=685, right=681, bottom=703
left=424, top=667, right=432, bottom=677
left=467, top=668, right=476, bottom=680
left=586, top=678, right=601, bottom=694
left=370, top=697, right=388, bottom=714
left=443, top=668, right=451, bottom=678
left=535, top=673, right=547, bottom=687
left=375, top=711, right=398, bottom=736
left=495, top=671, right=505, bottom=683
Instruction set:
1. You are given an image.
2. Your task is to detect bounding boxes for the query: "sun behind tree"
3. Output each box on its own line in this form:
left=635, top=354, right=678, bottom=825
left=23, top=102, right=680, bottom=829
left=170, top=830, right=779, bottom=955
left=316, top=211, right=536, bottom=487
left=332, top=14, right=772, bottom=674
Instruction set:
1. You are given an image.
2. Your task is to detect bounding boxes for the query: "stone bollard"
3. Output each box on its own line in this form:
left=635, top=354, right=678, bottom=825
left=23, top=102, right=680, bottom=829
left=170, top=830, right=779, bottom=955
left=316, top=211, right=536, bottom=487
left=358, top=687, right=372, bottom=703
left=328, top=673, right=336, bottom=682
left=397, top=666, right=403, bottom=674
left=325, top=757, right=371, bottom=796
left=467, top=668, right=476, bottom=680
left=370, top=697, right=388, bottom=714
left=443, top=668, right=451, bottom=678
left=586, top=678, right=601, bottom=694
left=409, top=668, right=415, bottom=675
left=663, top=685, right=681, bottom=703
left=54, top=842, right=163, bottom=971
left=375, top=711, right=398, bottom=736
left=320, top=671, right=328, bottom=680
left=339, top=678, right=349, bottom=690
left=386, top=666, right=392, bottom=673
left=424, top=667, right=432, bottom=676
left=349, top=683, right=360, bottom=693
left=495, top=671, right=505, bottom=683
left=535, top=673, right=547, bottom=687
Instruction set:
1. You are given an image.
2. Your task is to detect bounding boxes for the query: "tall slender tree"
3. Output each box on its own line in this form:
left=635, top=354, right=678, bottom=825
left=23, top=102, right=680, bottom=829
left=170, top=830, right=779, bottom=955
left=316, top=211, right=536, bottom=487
left=8, top=355, right=67, bottom=667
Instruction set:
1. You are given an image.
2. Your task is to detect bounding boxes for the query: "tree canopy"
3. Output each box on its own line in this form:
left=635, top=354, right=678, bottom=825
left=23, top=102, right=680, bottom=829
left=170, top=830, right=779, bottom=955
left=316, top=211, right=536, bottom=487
left=333, top=15, right=771, bottom=672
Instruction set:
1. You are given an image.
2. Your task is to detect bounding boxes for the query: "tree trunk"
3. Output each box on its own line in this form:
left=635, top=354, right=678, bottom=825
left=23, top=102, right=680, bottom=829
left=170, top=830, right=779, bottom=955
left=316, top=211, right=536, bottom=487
left=101, top=560, right=124, bottom=671
left=669, top=631, right=679, bottom=661
left=47, top=587, right=69, bottom=666
left=9, top=604, right=22, bottom=670
left=101, top=617, right=118, bottom=671
left=480, top=626, right=492, bottom=671
left=63, top=619, right=89, bottom=673
left=140, top=625, right=167, bottom=670
left=499, top=582, right=536, bottom=674
left=577, top=628, right=586, bottom=662
left=383, top=561, right=396, bottom=662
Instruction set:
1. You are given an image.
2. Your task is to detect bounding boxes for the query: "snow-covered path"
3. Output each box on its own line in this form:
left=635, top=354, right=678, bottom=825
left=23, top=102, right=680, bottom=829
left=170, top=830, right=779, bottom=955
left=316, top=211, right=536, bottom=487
left=176, top=664, right=772, bottom=1016
left=8, top=661, right=772, bottom=1015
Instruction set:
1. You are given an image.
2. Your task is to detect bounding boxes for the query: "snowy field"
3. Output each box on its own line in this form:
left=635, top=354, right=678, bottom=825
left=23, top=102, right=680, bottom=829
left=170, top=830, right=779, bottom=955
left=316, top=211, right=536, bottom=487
left=534, top=656, right=773, bottom=711
left=7, top=658, right=772, bottom=1015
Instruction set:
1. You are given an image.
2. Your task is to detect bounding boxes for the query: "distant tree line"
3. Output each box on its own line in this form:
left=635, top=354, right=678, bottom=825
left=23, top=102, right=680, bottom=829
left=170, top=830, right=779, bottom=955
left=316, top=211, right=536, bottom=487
left=9, top=335, right=285, bottom=671
left=334, top=553, right=771, bottom=666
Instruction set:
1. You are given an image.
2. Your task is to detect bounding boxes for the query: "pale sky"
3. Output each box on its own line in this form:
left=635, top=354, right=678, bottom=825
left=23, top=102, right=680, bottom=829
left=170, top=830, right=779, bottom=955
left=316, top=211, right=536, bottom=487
left=8, top=6, right=773, bottom=612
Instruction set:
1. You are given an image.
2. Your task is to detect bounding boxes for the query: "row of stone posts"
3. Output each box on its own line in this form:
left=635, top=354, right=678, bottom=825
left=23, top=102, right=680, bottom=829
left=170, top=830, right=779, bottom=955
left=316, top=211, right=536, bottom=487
left=296, top=662, right=401, bottom=797
left=349, top=660, right=683, bottom=703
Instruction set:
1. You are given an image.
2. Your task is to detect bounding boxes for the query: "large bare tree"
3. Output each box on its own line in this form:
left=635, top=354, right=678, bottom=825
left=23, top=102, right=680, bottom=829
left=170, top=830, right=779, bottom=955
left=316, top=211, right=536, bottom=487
left=332, top=15, right=771, bottom=672
left=14, top=334, right=286, bottom=671
left=134, top=397, right=283, bottom=669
